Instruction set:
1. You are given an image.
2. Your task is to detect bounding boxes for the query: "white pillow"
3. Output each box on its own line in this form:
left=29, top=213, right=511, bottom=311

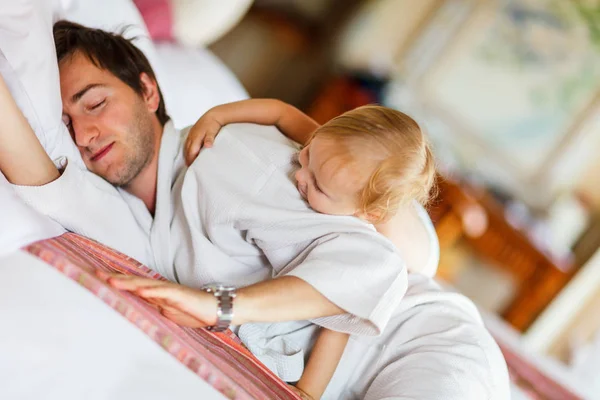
left=61, top=0, right=249, bottom=128
left=155, top=43, right=248, bottom=129
left=0, top=0, right=81, bottom=165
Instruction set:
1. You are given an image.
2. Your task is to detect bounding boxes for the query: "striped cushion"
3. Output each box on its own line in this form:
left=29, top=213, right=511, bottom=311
left=25, top=233, right=299, bottom=400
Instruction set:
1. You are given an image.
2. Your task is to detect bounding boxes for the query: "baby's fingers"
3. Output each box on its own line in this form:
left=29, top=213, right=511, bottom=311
left=185, top=141, right=202, bottom=166
left=202, top=128, right=221, bottom=148
left=185, top=129, right=205, bottom=165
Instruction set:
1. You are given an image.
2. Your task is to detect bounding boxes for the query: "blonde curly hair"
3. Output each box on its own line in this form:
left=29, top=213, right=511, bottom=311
left=311, top=105, right=436, bottom=223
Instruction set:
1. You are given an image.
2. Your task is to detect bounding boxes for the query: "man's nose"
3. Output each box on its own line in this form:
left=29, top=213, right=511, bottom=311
left=73, top=119, right=100, bottom=148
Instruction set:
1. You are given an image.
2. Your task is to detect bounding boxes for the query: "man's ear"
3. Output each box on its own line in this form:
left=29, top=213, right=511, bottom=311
left=139, top=72, right=160, bottom=113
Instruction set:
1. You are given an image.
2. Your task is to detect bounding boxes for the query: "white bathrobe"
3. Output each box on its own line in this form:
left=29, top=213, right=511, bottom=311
left=15, top=121, right=509, bottom=399
left=170, top=123, right=410, bottom=337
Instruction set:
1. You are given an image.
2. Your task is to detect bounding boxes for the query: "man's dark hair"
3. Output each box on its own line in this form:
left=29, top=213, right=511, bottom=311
left=53, top=20, right=170, bottom=126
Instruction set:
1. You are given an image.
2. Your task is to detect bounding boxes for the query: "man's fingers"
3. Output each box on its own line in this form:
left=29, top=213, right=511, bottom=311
left=160, top=307, right=208, bottom=327
left=136, top=285, right=186, bottom=301
left=107, top=276, right=168, bottom=291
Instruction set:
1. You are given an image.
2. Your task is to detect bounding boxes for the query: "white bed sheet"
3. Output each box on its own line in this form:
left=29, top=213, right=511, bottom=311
left=0, top=0, right=249, bottom=396
left=0, top=250, right=226, bottom=400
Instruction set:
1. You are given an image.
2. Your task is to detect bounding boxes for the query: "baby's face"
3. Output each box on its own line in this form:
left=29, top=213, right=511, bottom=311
left=295, top=137, right=365, bottom=217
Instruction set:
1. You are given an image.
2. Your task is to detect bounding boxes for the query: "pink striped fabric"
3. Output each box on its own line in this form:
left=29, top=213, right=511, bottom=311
left=25, top=233, right=299, bottom=400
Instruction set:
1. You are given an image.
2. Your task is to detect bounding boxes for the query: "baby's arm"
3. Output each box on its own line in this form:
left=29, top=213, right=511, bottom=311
left=0, top=74, right=59, bottom=185
left=185, top=99, right=320, bottom=165
left=294, top=328, right=349, bottom=400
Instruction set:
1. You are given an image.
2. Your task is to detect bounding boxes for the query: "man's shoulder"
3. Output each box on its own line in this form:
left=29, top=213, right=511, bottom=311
left=216, top=123, right=300, bottom=165
left=182, top=123, right=302, bottom=212
left=186, top=123, right=300, bottom=191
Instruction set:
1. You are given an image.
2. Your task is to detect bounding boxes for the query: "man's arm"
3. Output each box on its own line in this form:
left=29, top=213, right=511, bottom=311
left=234, top=276, right=345, bottom=324
left=107, top=275, right=345, bottom=327
left=107, top=235, right=406, bottom=336
left=0, top=73, right=60, bottom=185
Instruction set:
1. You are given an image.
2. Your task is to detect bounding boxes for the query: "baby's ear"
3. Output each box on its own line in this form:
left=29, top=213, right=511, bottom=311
left=354, top=210, right=381, bottom=224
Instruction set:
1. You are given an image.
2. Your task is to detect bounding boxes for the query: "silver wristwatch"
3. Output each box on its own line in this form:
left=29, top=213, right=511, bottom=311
left=201, top=284, right=236, bottom=332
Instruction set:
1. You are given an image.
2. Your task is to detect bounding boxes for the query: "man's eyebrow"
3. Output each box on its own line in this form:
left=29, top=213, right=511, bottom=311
left=71, top=84, right=106, bottom=104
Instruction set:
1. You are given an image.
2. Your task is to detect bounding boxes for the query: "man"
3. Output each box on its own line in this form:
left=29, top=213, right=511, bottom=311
left=7, top=21, right=509, bottom=399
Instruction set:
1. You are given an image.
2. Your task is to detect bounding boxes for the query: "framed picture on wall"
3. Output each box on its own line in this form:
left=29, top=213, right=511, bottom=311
left=395, top=0, right=600, bottom=207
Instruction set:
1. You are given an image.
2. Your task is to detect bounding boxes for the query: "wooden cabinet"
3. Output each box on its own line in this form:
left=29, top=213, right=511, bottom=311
left=307, top=76, right=576, bottom=331
left=431, top=178, right=575, bottom=331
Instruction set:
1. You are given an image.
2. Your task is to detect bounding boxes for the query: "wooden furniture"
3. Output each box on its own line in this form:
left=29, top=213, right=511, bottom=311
left=430, top=178, right=576, bottom=332
left=307, top=76, right=577, bottom=331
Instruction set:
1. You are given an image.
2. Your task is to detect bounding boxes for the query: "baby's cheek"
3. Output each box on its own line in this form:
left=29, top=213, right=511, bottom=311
left=306, top=193, right=323, bottom=213
left=310, top=198, right=333, bottom=215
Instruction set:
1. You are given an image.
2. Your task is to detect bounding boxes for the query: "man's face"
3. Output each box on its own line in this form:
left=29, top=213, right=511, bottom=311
left=59, top=51, right=159, bottom=187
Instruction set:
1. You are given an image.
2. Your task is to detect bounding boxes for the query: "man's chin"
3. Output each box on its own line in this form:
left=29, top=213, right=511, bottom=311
left=89, top=165, right=125, bottom=186
left=107, top=172, right=132, bottom=187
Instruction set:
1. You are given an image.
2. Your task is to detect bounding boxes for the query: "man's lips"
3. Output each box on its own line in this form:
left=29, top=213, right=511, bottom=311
left=91, top=143, right=114, bottom=162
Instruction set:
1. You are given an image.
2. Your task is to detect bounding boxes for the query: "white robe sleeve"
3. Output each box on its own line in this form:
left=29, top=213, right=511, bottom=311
left=256, top=231, right=408, bottom=336
left=12, top=158, right=152, bottom=267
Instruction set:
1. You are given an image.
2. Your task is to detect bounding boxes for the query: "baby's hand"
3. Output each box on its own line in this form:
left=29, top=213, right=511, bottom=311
left=184, top=110, right=224, bottom=166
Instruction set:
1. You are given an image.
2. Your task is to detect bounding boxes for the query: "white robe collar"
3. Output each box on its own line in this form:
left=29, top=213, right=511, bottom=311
left=118, top=120, right=187, bottom=276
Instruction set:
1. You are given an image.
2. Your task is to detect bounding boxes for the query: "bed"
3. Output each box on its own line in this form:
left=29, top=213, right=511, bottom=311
left=0, top=1, right=274, bottom=398
left=1, top=1, right=590, bottom=399
left=1, top=232, right=298, bottom=399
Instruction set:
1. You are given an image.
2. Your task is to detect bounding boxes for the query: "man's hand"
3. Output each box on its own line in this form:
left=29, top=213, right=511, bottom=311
left=184, top=110, right=224, bottom=166
left=100, top=272, right=343, bottom=328
left=98, top=272, right=218, bottom=328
